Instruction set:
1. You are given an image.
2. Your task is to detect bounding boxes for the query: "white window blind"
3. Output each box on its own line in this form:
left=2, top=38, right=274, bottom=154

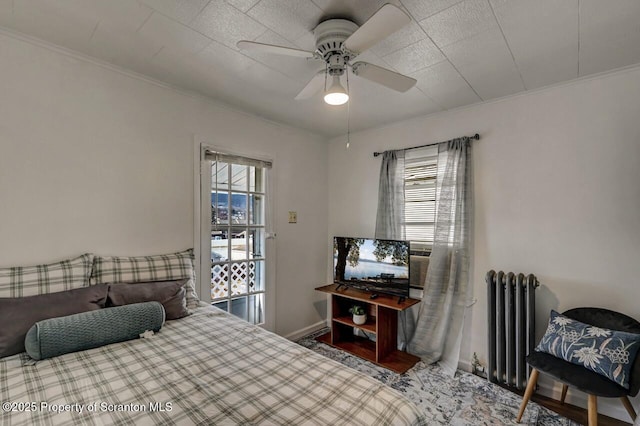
left=204, top=151, right=272, bottom=169
left=403, top=146, right=438, bottom=250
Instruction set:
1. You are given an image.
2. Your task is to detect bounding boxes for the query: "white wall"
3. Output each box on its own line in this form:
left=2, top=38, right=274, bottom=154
left=328, top=66, right=640, bottom=420
left=0, top=31, right=328, bottom=338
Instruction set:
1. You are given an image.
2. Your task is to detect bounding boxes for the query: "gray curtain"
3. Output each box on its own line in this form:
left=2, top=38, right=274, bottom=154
left=408, top=138, right=472, bottom=376
left=374, top=150, right=412, bottom=349
left=375, top=150, right=405, bottom=240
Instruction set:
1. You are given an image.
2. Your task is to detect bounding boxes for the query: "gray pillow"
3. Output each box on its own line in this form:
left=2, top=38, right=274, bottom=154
left=0, top=284, right=108, bottom=358
left=107, top=279, right=189, bottom=320
left=25, top=302, right=165, bottom=360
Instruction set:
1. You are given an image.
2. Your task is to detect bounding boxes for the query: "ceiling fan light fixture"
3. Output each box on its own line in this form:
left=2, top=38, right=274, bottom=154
left=237, top=5, right=415, bottom=104
left=324, top=76, right=349, bottom=106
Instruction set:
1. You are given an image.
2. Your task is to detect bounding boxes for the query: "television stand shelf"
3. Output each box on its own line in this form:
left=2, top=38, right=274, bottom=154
left=315, top=284, right=421, bottom=374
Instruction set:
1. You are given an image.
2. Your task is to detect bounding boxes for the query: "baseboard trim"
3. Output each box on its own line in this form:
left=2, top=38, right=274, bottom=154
left=284, top=320, right=329, bottom=341
left=458, top=360, right=472, bottom=373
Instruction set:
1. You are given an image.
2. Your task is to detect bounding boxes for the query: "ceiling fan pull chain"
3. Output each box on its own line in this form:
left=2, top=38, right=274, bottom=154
left=324, top=62, right=328, bottom=92
left=346, top=68, right=351, bottom=149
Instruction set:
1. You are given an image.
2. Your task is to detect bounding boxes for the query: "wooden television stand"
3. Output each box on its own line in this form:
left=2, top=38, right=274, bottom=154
left=315, top=284, right=421, bottom=374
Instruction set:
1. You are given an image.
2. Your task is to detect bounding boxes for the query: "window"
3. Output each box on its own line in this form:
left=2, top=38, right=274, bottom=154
left=205, top=151, right=271, bottom=325
left=403, top=146, right=438, bottom=253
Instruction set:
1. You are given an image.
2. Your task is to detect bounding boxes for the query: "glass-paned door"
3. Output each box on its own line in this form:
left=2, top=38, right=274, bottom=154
left=210, top=158, right=266, bottom=325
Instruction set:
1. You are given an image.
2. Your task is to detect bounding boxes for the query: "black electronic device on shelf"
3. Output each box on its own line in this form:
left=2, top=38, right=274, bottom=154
left=333, top=236, right=410, bottom=300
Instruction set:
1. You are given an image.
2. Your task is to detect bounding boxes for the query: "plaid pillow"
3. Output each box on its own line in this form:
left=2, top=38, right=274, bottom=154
left=91, top=249, right=199, bottom=308
left=0, top=254, right=94, bottom=298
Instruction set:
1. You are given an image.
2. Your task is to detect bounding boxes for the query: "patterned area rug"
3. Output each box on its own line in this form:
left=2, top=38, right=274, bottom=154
left=297, top=330, right=579, bottom=426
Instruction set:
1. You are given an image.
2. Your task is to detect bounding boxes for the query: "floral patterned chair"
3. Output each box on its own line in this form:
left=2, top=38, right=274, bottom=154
left=516, top=308, right=640, bottom=426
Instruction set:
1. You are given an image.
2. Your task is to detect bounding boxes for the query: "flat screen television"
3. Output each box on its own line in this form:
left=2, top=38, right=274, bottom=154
left=333, top=236, right=410, bottom=298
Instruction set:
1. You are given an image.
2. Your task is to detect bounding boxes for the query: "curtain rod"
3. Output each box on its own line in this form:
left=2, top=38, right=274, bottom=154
left=372, top=133, right=480, bottom=157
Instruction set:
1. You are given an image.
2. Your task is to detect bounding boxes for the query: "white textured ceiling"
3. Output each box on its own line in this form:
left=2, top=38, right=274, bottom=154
left=1, top=0, right=639, bottom=137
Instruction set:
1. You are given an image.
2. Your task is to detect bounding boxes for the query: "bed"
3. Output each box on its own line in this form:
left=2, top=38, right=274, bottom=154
left=0, top=252, right=427, bottom=426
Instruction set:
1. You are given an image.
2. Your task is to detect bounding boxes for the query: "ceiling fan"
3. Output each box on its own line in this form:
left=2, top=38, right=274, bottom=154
left=237, top=3, right=417, bottom=106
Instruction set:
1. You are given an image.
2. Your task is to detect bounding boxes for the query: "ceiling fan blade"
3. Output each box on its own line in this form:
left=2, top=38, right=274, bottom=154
left=351, top=62, right=416, bottom=92
left=295, top=70, right=326, bottom=100
left=343, top=4, right=411, bottom=54
left=237, top=40, right=316, bottom=59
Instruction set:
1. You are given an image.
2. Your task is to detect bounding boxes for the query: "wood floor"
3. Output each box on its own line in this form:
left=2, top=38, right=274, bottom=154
left=502, top=383, right=632, bottom=426
left=530, top=393, right=631, bottom=426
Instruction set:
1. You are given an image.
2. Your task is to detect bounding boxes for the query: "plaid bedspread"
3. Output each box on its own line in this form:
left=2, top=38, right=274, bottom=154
left=0, top=306, right=427, bottom=425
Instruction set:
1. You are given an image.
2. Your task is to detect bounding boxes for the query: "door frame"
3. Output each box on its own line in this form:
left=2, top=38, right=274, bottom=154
left=193, top=137, right=276, bottom=331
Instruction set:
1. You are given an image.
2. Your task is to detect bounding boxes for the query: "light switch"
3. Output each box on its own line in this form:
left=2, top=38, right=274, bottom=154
left=288, top=211, right=297, bottom=223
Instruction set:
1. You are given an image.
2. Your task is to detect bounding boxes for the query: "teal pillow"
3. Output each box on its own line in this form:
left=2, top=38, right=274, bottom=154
left=25, top=302, right=165, bottom=360
left=536, top=310, right=640, bottom=389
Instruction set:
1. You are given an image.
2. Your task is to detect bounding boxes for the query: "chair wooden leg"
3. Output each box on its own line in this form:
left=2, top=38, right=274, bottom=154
left=588, top=394, right=598, bottom=426
left=516, top=369, right=539, bottom=423
left=620, top=396, right=637, bottom=422
left=560, top=384, right=568, bottom=404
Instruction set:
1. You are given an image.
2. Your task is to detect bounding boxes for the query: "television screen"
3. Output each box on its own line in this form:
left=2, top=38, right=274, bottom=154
left=333, top=236, right=410, bottom=298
